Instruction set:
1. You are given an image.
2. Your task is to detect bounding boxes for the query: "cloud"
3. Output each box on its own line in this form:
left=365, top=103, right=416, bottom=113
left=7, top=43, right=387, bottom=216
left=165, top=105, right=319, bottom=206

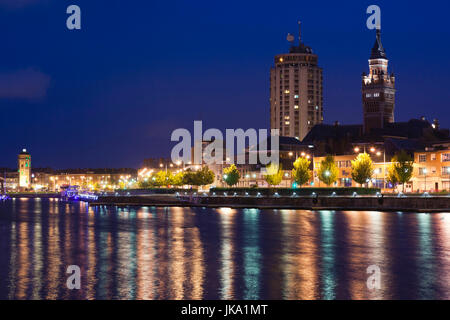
left=0, top=69, right=51, bottom=100
left=0, top=0, right=43, bottom=9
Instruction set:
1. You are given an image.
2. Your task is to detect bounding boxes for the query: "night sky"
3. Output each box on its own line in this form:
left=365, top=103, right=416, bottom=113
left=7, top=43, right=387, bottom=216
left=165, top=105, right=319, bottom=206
left=1, top=0, right=449, bottom=169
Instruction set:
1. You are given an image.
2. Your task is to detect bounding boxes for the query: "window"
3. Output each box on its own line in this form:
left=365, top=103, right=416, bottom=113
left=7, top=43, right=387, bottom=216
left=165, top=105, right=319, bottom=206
left=294, top=95, right=299, bottom=99
left=419, top=167, right=428, bottom=175
left=341, top=178, right=353, bottom=187
left=366, top=93, right=372, bottom=98
left=294, top=105, right=299, bottom=109
left=442, top=153, right=450, bottom=162
left=374, top=93, right=380, bottom=97
left=337, top=160, right=351, bottom=168
left=442, top=167, right=450, bottom=175
left=431, top=154, right=436, bottom=161
left=418, top=154, right=427, bottom=162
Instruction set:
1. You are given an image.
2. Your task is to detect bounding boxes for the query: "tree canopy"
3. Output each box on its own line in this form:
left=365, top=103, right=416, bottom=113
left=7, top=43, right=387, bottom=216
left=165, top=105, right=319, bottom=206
left=351, top=153, right=374, bottom=186
left=390, top=150, right=414, bottom=191
left=223, top=164, right=240, bottom=186
left=318, top=155, right=339, bottom=186
left=292, top=157, right=312, bottom=186
left=264, top=163, right=284, bottom=186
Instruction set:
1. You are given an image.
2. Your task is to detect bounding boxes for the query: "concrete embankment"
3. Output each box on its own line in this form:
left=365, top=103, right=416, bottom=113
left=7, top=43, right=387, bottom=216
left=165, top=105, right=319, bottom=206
left=90, top=195, right=450, bottom=212
left=7, top=193, right=60, bottom=198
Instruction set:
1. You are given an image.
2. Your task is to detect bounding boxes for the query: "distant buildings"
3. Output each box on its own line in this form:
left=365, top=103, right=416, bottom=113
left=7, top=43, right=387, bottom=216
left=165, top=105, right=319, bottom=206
left=270, top=22, right=323, bottom=140
left=1, top=163, right=137, bottom=192
left=47, top=169, right=137, bottom=191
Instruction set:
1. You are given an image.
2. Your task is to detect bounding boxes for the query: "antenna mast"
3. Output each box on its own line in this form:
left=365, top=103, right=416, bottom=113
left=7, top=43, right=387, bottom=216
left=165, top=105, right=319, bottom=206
left=298, top=20, right=301, bottom=45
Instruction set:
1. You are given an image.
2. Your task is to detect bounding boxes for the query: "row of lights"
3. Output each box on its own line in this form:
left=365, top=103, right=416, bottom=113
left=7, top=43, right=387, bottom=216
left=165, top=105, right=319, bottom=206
left=354, top=146, right=383, bottom=157
left=288, top=151, right=311, bottom=159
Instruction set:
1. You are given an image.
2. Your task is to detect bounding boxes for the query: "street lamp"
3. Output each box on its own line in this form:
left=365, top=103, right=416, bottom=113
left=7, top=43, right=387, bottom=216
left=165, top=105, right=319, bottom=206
left=369, top=147, right=386, bottom=190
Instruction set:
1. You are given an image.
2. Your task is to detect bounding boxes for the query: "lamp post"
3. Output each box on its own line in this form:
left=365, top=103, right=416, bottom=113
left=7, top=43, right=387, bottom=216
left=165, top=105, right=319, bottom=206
left=423, top=168, right=428, bottom=192
left=369, top=147, right=386, bottom=190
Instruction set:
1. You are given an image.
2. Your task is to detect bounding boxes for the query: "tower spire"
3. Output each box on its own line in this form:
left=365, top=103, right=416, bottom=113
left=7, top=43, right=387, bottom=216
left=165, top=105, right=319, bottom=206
left=371, top=27, right=386, bottom=59
left=298, top=20, right=302, bottom=45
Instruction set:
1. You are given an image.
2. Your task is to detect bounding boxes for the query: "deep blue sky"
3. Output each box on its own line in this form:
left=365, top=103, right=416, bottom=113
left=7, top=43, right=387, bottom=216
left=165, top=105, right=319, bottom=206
left=1, top=0, right=449, bottom=168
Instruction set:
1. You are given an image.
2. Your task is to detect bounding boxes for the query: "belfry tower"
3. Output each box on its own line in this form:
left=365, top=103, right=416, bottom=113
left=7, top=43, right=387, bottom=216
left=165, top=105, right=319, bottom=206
left=362, top=29, right=396, bottom=134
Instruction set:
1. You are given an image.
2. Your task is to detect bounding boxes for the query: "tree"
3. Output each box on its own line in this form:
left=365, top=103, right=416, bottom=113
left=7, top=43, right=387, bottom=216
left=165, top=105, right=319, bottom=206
left=292, top=157, right=312, bottom=186
left=138, top=179, right=151, bottom=189
left=155, top=170, right=173, bottom=187
left=172, top=171, right=185, bottom=187
left=391, top=150, right=414, bottom=192
left=223, top=164, right=240, bottom=187
left=182, top=169, right=197, bottom=186
left=351, top=153, right=374, bottom=187
left=318, top=155, right=339, bottom=186
left=182, top=167, right=215, bottom=187
left=264, top=163, right=284, bottom=187
left=386, top=162, right=399, bottom=187
left=197, top=166, right=215, bottom=186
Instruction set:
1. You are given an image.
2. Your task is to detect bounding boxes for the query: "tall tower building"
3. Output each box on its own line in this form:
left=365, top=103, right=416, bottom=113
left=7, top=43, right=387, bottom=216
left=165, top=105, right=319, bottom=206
left=362, top=29, right=396, bottom=134
left=270, top=22, right=323, bottom=140
left=18, top=149, right=31, bottom=189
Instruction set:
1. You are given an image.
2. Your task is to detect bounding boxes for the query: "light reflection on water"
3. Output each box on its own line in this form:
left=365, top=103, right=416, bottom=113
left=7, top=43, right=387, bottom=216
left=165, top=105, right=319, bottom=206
left=1, top=198, right=450, bottom=299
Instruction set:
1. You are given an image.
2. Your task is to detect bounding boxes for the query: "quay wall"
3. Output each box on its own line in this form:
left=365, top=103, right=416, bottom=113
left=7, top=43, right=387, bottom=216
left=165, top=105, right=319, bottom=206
left=91, top=195, right=450, bottom=212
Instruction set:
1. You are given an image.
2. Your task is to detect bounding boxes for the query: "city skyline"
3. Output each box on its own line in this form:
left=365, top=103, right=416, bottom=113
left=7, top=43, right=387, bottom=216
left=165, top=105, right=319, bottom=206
left=1, top=1, right=450, bottom=169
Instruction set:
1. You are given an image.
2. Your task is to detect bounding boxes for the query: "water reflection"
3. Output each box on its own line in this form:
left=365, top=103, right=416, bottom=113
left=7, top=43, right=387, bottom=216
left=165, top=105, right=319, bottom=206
left=0, top=199, right=450, bottom=299
left=319, top=211, right=336, bottom=300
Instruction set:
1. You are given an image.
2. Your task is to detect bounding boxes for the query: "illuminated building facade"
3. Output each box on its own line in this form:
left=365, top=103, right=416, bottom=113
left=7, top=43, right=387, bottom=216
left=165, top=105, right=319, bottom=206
left=362, top=29, right=396, bottom=134
left=18, top=149, right=31, bottom=189
left=270, top=22, right=323, bottom=140
left=312, top=154, right=390, bottom=189
left=413, top=148, right=450, bottom=192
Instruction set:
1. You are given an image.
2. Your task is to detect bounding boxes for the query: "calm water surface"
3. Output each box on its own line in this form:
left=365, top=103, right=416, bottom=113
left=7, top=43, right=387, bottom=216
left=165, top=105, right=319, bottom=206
left=1, top=198, right=450, bottom=300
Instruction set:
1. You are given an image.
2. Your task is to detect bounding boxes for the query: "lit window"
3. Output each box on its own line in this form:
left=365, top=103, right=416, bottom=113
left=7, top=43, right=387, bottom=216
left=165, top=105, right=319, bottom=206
left=366, top=93, right=372, bottom=98
left=284, top=90, right=290, bottom=94
left=418, top=154, right=427, bottom=162
left=294, top=105, right=299, bottom=109
left=294, top=95, right=299, bottom=99
left=374, top=93, right=380, bottom=97
left=442, top=153, right=450, bottom=162
left=285, top=121, right=290, bottom=125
